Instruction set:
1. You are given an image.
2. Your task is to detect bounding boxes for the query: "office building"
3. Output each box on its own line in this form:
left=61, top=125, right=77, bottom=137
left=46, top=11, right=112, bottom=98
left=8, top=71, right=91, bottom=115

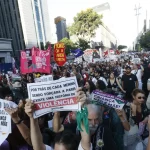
left=0, top=0, right=51, bottom=59
left=0, top=0, right=25, bottom=58
left=0, top=38, right=13, bottom=73
left=91, top=2, right=117, bottom=49
left=55, top=16, right=69, bottom=41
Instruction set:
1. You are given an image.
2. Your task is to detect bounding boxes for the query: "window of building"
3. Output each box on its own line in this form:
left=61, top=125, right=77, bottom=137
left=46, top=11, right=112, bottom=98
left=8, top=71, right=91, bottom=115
left=34, top=0, right=43, bottom=42
left=0, top=57, right=5, bottom=63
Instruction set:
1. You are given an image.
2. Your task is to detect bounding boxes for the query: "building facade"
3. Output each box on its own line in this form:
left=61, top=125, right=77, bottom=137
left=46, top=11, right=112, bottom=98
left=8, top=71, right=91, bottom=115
left=55, top=16, right=69, bottom=41
left=0, top=0, right=51, bottom=59
left=0, top=0, right=25, bottom=58
left=0, top=38, right=13, bottom=64
left=91, top=2, right=117, bottom=50
left=18, top=0, right=51, bottom=48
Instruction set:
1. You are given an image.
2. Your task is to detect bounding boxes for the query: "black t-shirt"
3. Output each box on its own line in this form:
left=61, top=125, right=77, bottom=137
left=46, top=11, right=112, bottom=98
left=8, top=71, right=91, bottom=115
left=121, top=74, right=138, bottom=92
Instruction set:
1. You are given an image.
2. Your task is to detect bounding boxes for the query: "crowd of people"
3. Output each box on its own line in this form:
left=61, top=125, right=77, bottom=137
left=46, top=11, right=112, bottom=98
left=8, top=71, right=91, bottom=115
left=1, top=52, right=150, bottom=150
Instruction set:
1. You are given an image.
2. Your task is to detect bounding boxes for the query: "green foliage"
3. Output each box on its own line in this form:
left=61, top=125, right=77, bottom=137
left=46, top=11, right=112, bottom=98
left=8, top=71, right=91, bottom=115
left=68, top=8, right=103, bottom=40
left=75, top=38, right=90, bottom=51
left=40, top=42, right=44, bottom=50
left=59, top=38, right=76, bottom=55
left=45, top=41, right=51, bottom=49
left=140, top=30, right=150, bottom=49
left=118, top=45, right=127, bottom=50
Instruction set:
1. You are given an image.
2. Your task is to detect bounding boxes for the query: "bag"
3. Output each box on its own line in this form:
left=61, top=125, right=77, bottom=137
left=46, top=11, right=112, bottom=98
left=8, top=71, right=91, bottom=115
left=123, top=107, right=139, bottom=146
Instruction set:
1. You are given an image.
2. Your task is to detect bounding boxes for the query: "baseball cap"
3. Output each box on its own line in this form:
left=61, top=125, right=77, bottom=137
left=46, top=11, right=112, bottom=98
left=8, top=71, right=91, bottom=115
left=125, top=66, right=131, bottom=70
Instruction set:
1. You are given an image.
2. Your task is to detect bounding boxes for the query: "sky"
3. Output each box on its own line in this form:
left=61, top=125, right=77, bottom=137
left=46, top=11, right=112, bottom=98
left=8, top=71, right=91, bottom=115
left=48, top=0, right=150, bottom=48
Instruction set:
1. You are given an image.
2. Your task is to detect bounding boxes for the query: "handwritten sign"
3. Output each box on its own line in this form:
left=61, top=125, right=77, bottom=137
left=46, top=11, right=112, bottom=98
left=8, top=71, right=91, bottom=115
left=27, top=77, right=79, bottom=118
left=91, top=90, right=125, bottom=109
left=54, top=43, right=66, bottom=66
left=0, top=99, right=17, bottom=145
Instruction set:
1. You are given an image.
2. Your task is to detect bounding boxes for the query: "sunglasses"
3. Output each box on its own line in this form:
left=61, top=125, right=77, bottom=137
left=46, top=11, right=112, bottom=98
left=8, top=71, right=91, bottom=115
left=138, top=97, right=145, bottom=99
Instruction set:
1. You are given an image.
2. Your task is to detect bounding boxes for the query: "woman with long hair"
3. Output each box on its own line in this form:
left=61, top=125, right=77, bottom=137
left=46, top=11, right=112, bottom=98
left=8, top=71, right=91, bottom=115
left=124, top=89, right=150, bottom=150
left=107, top=72, right=125, bottom=93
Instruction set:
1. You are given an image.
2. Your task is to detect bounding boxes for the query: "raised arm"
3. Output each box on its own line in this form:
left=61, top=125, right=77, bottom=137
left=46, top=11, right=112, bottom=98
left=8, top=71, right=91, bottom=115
left=79, top=122, right=91, bottom=150
left=53, top=112, right=64, bottom=133
left=116, top=109, right=130, bottom=131
left=116, top=78, right=126, bottom=93
left=25, top=100, right=46, bottom=150
left=5, top=108, right=32, bottom=146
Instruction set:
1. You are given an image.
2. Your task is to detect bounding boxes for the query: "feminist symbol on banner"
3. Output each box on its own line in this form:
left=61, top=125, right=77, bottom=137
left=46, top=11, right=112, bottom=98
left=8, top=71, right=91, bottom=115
left=54, top=43, right=66, bottom=66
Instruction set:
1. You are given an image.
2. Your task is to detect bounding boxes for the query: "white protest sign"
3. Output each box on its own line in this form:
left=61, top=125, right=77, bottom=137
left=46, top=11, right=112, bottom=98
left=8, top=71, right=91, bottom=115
left=0, top=99, right=18, bottom=145
left=34, top=78, right=42, bottom=83
left=34, top=75, right=53, bottom=83
left=27, top=77, right=79, bottom=118
left=40, top=75, right=53, bottom=82
left=91, top=90, right=125, bottom=110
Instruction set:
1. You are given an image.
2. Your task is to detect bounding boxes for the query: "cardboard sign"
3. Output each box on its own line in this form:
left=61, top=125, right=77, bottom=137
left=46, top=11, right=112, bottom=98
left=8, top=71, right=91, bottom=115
left=0, top=99, right=17, bottom=145
left=27, top=77, right=79, bottom=118
left=91, top=90, right=125, bottom=109
left=54, top=43, right=66, bottom=66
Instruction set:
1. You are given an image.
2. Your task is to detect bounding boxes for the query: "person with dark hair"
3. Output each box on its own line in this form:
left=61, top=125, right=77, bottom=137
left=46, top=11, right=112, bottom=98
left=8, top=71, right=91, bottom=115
left=24, top=98, right=81, bottom=150
left=94, top=70, right=108, bottom=86
left=73, top=69, right=83, bottom=86
left=53, top=70, right=60, bottom=80
left=11, top=80, right=24, bottom=104
left=107, top=72, right=125, bottom=93
left=54, top=131, right=79, bottom=150
left=124, top=89, right=150, bottom=149
left=122, top=66, right=139, bottom=101
left=84, top=80, right=96, bottom=94
left=96, top=80, right=106, bottom=91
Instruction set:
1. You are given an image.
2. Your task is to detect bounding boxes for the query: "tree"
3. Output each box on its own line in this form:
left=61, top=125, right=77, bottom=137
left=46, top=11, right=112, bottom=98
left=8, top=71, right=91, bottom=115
left=75, top=38, right=90, bottom=51
left=45, top=41, right=51, bottom=49
left=140, top=30, right=150, bottom=49
left=40, top=42, right=44, bottom=50
left=59, top=38, right=76, bottom=55
left=118, top=45, right=127, bottom=50
left=68, top=8, right=103, bottom=40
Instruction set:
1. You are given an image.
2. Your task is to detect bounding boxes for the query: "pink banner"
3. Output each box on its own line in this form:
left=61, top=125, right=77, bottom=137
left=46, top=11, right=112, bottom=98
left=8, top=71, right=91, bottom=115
left=20, top=51, right=33, bottom=74
left=32, top=47, right=51, bottom=74
left=20, top=47, right=51, bottom=74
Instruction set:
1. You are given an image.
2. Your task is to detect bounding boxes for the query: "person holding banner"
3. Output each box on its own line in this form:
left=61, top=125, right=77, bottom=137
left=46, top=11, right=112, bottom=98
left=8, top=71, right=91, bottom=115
left=52, top=88, right=120, bottom=150
left=24, top=99, right=80, bottom=150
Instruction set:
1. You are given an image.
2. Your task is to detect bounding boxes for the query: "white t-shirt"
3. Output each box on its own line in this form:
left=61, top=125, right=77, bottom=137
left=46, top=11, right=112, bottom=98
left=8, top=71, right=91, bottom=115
left=45, top=145, right=52, bottom=150
left=92, top=77, right=97, bottom=85
left=131, top=69, right=142, bottom=83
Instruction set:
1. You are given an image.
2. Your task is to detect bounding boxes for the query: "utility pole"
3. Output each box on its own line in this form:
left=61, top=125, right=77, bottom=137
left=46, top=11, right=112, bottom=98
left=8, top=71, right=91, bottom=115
left=134, top=4, right=141, bottom=51
left=134, top=4, right=141, bottom=36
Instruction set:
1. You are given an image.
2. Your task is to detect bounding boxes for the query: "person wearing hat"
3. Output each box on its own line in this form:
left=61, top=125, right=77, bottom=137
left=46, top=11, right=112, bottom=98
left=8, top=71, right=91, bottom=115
left=121, top=66, right=139, bottom=101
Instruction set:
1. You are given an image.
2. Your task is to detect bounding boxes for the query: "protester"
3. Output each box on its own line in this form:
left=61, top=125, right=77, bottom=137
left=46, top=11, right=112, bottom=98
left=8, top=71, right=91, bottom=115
left=122, top=66, right=139, bottom=101
left=107, top=72, right=125, bottom=93
left=131, top=63, right=144, bottom=89
left=124, top=89, right=150, bottom=150
left=1, top=51, right=150, bottom=150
